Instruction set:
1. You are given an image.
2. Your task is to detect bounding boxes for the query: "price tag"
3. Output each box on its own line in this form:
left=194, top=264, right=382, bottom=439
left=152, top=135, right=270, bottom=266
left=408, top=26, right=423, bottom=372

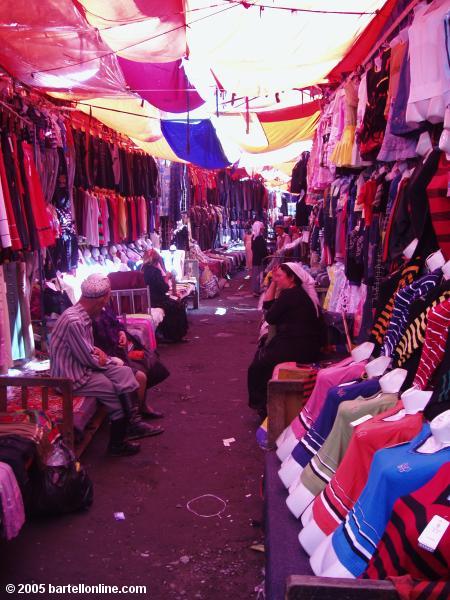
left=350, top=414, right=373, bottom=427
left=418, top=515, right=449, bottom=552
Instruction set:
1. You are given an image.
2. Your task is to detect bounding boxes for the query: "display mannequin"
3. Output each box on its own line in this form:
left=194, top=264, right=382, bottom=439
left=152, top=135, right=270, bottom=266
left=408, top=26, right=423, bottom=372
left=83, top=248, right=95, bottom=266
left=127, top=247, right=141, bottom=262
left=425, top=249, right=445, bottom=272
left=100, top=247, right=113, bottom=270
left=350, top=341, right=374, bottom=362
left=276, top=343, right=375, bottom=462
left=133, top=240, right=145, bottom=256
left=418, top=409, right=450, bottom=452
left=286, top=368, right=407, bottom=518
left=402, top=237, right=418, bottom=259
left=91, top=247, right=101, bottom=263
left=118, top=253, right=130, bottom=272
left=442, top=259, right=450, bottom=280
left=299, top=371, right=422, bottom=555
left=310, top=410, right=450, bottom=578
left=109, top=246, right=121, bottom=271
left=279, top=355, right=388, bottom=490
left=415, top=131, right=433, bottom=157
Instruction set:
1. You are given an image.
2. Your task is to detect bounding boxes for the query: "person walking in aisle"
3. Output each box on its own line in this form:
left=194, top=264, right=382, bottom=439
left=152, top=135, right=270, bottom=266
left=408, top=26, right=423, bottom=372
left=251, top=221, right=268, bottom=296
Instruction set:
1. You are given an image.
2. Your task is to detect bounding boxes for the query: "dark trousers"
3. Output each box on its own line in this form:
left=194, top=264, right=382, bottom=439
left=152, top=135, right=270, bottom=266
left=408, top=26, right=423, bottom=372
left=247, top=336, right=320, bottom=417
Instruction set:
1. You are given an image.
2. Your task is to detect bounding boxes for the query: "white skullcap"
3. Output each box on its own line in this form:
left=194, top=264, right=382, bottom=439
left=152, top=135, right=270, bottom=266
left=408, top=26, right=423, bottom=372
left=81, top=274, right=111, bottom=298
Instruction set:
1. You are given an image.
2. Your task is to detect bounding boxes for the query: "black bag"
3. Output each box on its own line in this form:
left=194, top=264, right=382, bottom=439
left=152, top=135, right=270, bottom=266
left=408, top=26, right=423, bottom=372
left=30, top=442, right=93, bottom=516
left=126, top=332, right=170, bottom=387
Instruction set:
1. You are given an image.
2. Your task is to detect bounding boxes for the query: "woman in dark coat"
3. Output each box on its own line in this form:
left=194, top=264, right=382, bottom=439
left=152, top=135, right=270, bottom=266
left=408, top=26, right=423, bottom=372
left=248, top=262, right=322, bottom=418
left=142, top=249, right=188, bottom=342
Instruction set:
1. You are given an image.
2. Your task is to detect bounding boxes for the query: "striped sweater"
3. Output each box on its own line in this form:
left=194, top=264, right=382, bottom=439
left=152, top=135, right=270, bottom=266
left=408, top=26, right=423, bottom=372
left=370, top=260, right=422, bottom=347
left=414, top=298, right=450, bottom=390
left=382, top=271, right=442, bottom=357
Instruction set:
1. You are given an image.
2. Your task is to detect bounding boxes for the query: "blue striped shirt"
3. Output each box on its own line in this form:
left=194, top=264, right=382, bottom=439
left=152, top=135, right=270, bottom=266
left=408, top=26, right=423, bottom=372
left=383, top=271, right=442, bottom=357
left=50, top=304, right=104, bottom=390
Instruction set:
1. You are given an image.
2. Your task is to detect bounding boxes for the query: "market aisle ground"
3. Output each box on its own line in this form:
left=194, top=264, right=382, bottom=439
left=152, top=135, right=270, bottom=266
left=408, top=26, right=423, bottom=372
left=0, top=271, right=265, bottom=599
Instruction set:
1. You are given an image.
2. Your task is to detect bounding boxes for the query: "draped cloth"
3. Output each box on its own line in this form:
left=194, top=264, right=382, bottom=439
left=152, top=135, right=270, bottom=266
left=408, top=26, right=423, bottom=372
left=160, top=119, right=230, bottom=169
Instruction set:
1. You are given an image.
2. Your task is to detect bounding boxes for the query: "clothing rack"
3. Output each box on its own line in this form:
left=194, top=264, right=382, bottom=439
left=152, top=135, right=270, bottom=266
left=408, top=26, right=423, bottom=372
left=0, top=98, right=50, bottom=355
left=0, top=98, right=33, bottom=126
left=362, top=0, right=423, bottom=67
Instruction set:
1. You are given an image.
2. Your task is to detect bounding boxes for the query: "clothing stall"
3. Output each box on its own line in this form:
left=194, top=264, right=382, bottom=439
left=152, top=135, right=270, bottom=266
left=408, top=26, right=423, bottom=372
left=266, top=1, right=450, bottom=599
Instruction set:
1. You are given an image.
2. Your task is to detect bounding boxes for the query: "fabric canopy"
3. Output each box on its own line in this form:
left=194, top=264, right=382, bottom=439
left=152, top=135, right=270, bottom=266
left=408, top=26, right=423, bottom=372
left=131, top=137, right=185, bottom=163
left=238, top=101, right=321, bottom=154
left=118, top=57, right=205, bottom=113
left=77, top=0, right=186, bottom=63
left=185, top=0, right=388, bottom=95
left=68, top=96, right=162, bottom=142
left=161, top=119, right=231, bottom=169
left=0, top=0, right=403, bottom=167
left=0, top=0, right=126, bottom=95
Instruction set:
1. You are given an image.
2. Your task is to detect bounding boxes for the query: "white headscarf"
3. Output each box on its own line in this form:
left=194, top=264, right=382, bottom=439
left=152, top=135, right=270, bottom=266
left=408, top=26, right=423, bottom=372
left=252, top=221, right=264, bottom=238
left=282, top=262, right=320, bottom=316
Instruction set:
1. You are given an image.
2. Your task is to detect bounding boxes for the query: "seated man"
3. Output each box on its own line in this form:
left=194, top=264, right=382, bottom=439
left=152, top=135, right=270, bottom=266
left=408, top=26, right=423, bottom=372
left=49, top=274, right=162, bottom=457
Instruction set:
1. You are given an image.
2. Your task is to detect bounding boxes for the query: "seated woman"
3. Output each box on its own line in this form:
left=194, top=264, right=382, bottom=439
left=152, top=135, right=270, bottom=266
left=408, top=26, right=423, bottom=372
left=142, top=249, right=188, bottom=342
left=248, top=262, right=322, bottom=419
left=92, top=303, right=165, bottom=422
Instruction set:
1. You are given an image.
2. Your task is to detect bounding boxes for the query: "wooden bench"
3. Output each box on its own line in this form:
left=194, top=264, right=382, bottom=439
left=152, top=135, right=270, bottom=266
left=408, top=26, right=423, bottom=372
left=286, top=575, right=399, bottom=599
left=0, top=376, right=106, bottom=456
left=267, top=379, right=308, bottom=449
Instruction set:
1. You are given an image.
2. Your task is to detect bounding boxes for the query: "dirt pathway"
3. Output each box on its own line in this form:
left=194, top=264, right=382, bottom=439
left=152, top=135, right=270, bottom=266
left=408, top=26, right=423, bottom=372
left=0, top=271, right=265, bottom=600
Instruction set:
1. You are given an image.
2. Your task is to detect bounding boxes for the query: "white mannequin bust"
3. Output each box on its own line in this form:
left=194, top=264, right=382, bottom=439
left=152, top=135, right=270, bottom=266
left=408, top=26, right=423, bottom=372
left=365, top=356, right=391, bottom=378
left=299, top=505, right=329, bottom=556
left=442, top=259, right=450, bottom=280
left=278, top=450, right=304, bottom=489
left=379, top=368, right=407, bottom=394
left=403, top=238, right=418, bottom=259
left=109, top=245, right=121, bottom=264
left=415, top=131, right=433, bottom=157
left=286, top=476, right=315, bottom=519
left=83, top=248, right=94, bottom=266
left=91, top=247, right=100, bottom=262
left=276, top=426, right=300, bottom=462
left=418, top=410, right=450, bottom=453
left=426, top=249, right=445, bottom=271
left=100, top=247, right=112, bottom=261
left=309, top=532, right=355, bottom=578
left=381, top=384, right=431, bottom=423
left=402, top=386, right=432, bottom=412
left=351, top=342, right=374, bottom=363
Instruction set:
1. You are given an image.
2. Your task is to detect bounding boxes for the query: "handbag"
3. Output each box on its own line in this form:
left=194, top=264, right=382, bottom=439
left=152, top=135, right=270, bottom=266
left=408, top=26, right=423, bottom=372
left=126, top=332, right=170, bottom=387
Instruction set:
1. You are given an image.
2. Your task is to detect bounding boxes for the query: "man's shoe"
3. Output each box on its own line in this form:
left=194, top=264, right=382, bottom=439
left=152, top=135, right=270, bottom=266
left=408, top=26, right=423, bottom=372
left=108, top=440, right=141, bottom=457
left=108, top=418, right=141, bottom=456
left=127, top=421, right=164, bottom=440
left=141, top=410, right=165, bottom=420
